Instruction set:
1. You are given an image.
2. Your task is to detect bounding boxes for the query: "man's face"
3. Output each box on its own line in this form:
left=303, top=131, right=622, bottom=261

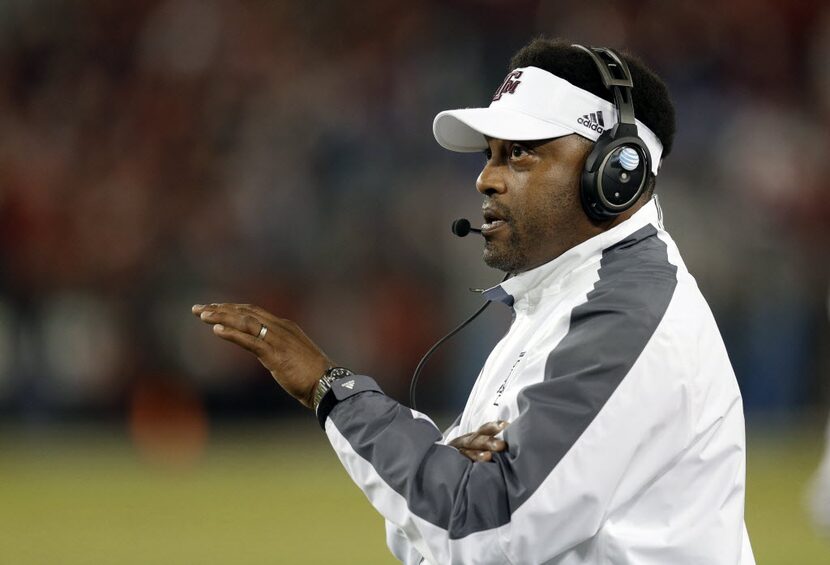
left=477, top=134, right=593, bottom=273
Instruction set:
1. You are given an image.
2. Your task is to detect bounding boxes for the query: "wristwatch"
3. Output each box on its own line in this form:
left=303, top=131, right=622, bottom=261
left=313, top=366, right=354, bottom=412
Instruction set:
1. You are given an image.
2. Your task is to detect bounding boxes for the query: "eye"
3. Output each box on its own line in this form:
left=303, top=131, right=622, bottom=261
left=510, top=144, right=528, bottom=159
left=484, top=148, right=493, bottom=161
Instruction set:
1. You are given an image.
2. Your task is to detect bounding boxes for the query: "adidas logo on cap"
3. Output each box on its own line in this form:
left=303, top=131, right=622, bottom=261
left=577, top=111, right=605, bottom=133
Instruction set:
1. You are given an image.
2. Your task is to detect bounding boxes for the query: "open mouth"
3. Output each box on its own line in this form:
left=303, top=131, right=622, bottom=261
left=482, top=207, right=508, bottom=234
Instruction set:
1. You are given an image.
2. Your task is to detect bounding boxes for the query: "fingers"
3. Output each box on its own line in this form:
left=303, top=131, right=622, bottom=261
left=449, top=434, right=502, bottom=451
left=198, top=308, right=263, bottom=337
left=210, top=323, right=266, bottom=355
left=458, top=449, right=493, bottom=462
left=193, top=303, right=295, bottom=335
left=448, top=421, right=509, bottom=460
left=471, top=436, right=507, bottom=453
left=193, top=303, right=276, bottom=335
left=455, top=434, right=505, bottom=452
left=453, top=421, right=509, bottom=451
left=192, top=304, right=210, bottom=314
left=234, top=305, right=298, bottom=335
left=475, top=420, right=509, bottom=436
left=194, top=303, right=264, bottom=319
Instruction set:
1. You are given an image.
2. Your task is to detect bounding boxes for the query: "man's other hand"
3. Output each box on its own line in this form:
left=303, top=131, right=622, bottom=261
left=192, top=303, right=331, bottom=410
left=448, top=420, right=509, bottom=462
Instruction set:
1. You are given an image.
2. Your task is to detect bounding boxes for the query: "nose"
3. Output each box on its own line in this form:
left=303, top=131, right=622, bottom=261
left=476, top=161, right=507, bottom=196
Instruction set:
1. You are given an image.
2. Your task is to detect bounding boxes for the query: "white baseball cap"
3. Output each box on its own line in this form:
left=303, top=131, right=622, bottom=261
left=433, top=66, right=664, bottom=175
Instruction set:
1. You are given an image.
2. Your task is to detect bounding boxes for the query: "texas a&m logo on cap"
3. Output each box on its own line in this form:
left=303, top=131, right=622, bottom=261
left=492, top=70, right=523, bottom=101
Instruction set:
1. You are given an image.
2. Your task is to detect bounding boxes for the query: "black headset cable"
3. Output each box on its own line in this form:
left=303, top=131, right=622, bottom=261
left=409, top=272, right=511, bottom=411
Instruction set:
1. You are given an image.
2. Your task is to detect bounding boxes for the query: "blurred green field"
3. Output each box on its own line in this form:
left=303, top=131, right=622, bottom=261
left=1, top=421, right=828, bottom=564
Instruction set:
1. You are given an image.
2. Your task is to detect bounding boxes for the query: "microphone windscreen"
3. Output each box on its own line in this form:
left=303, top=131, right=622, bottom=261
left=452, top=218, right=471, bottom=237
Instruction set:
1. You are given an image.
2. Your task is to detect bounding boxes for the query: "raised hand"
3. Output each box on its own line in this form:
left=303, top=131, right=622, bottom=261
left=192, top=303, right=332, bottom=409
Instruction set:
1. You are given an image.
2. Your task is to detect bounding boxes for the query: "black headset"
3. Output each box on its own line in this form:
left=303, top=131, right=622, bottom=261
left=572, top=44, right=652, bottom=221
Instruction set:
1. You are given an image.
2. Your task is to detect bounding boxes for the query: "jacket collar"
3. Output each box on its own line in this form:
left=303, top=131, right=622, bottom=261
left=482, top=197, right=663, bottom=310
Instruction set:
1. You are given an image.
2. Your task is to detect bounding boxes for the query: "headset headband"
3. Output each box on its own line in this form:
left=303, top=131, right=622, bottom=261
left=571, top=45, right=637, bottom=127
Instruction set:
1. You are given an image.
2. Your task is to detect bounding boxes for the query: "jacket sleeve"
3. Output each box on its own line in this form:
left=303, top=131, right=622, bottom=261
left=382, top=412, right=465, bottom=564
left=323, top=314, right=695, bottom=565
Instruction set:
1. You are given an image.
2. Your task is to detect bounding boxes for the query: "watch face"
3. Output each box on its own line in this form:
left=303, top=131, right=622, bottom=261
left=329, top=368, right=354, bottom=380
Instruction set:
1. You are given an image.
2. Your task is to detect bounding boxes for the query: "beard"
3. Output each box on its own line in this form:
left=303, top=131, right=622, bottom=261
left=482, top=226, right=529, bottom=273
left=481, top=196, right=561, bottom=274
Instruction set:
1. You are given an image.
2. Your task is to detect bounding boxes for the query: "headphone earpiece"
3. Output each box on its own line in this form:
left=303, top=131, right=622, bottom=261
left=581, top=133, right=650, bottom=221
left=573, top=44, right=653, bottom=221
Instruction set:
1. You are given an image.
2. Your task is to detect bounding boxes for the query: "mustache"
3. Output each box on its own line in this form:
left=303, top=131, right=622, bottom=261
left=482, top=201, right=514, bottom=222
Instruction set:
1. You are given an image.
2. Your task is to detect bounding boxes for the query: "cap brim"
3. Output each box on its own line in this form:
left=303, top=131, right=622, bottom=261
left=433, top=108, right=574, bottom=153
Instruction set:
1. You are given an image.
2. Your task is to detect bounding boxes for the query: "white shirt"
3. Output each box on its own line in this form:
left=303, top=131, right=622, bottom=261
left=324, top=199, right=755, bottom=564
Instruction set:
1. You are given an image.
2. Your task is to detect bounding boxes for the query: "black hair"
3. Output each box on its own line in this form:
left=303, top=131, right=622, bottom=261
left=510, top=37, right=676, bottom=196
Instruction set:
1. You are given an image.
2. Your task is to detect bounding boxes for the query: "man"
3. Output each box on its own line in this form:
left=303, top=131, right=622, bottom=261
left=193, top=38, right=754, bottom=564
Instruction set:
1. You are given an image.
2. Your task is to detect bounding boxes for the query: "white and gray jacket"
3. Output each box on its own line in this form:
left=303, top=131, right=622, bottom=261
left=323, top=199, right=755, bottom=564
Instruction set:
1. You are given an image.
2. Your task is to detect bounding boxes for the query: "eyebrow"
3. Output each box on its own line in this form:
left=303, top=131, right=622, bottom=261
left=483, top=137, right=555, bottom=149
left=520, top=139, right=553, bottom=149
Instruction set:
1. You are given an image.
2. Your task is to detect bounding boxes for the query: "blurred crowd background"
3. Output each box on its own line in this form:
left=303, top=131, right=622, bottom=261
left=0, top=0, right=828, bottom=433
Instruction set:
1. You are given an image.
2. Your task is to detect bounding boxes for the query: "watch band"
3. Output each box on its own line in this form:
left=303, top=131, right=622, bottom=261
left=313, top=366, right=354, bottom=412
